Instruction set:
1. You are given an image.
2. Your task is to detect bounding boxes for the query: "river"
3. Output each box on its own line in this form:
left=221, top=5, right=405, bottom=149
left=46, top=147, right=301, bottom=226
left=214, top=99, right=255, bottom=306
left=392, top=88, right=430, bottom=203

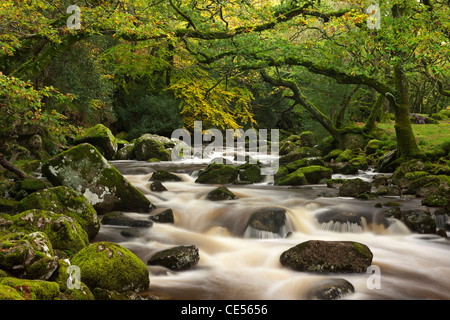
left=94, top=157, right=450, bottom=300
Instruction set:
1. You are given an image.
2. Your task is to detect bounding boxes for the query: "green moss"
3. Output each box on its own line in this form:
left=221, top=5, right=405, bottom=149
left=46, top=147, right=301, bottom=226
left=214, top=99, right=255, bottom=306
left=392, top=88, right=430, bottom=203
left=297, top=166, right=333, bottom=184
left=74, top=124, right=118, bottom=160
left=0, top=277, right=60, bottom=300
left=335, top=149, right=354, bottom=163
left=195, top=163, right=238, bottom=184
left=275, top=168, right=308, bottom=186
left=70, top=242, right=149, bottom=293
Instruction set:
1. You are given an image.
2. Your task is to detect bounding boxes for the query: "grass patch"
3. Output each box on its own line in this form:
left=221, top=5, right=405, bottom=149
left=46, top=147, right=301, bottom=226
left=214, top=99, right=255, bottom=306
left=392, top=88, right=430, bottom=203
left=375, top=119, right=450, bottom=157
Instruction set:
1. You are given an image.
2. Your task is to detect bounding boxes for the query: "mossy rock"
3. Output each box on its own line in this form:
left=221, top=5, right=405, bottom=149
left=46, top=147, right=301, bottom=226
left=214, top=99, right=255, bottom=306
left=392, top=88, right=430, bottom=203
left=205, top=186, right=238, bottom=201
left=70, top=242, right=149, bottom=293
left=294, top=147, right=321, bottom=158
left=274, top=168, right=308, bottom=186
left=0, top=198, right=19, bottom=214
left=299, top=131, right=316, bottom=147
left=422, top=195, right=448, bottom=207
left=365, top=139, right=383, bottom=155
left=0, top=283, right=26, bottom=300
left=404, top=209, right=436, bottom=234
left=245, top=207, right=288, bottom=237
left=101, top=211, right=153, bottom=228
left=323, top=149, right=344, bottom=162
left=149, top=170, right=182, bottom=182
left=335, top=149, right=354, bottom=163
left=133, top=134, right=173, bottom=161
left=18, top=186, right=99, bottom=240
left=237, top=162, right=263, bottom=183
left=0, top=232, right=59, bottom=280
left=48, top=259, right=94, bottom=300
left=9, top=209, right=89, bottom=254
left=74, top=124, right=118, bottom=160
left=195, top=163, right=238, bottom=184
left=297, top=166, right=333, bottom=184
left=0, top=277, right=60, bottom=300
left=42, top=143, right=153, bottom=214
left=285, top=158, right=325, bottom=173
left=339, top=178, right=372, bottom=197
left=280, top=240, right=373, bottom=273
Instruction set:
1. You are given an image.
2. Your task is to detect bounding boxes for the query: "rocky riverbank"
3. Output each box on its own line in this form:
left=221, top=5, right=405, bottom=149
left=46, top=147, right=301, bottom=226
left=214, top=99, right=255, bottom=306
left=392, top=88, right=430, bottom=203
left=0, top=124, right=449, bottom=300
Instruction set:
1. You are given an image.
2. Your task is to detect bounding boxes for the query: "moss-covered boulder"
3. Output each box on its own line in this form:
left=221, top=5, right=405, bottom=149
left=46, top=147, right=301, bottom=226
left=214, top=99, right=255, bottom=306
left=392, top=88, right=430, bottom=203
left=8, top=209, right=89, bottom=254
left=42, top=143, right=153, bottom=214
left=365, top=139, right=383, bottom=155
left=0, top=232, right=59, bottom=280
left=147, top=245, right=200, bottom=271
left=339, top=178, right=372, bottom=197
left=195, top=163, right=238, bottom=184
left=297, top=166, right=333, bottom=184
left=285, top=158, right=325, bottom=173
left=0, top=283, right=26, bottom=300
left=237, top=162, right=263, bottom=183
left=70, top=242, right=149, bottom=293
left=299, top=131, right=317, bottom=148
left=206, top=186, right=238, bottom=201
left=133, top=134, right=174, bottom=161
left=0, top=277, right=60, bottom=300
left=74, top=124, right=118, bottom=160
left=280, top=240, right=373, bottom=273
left=404, top=209, right=436, bottom=234
left=18, top=186, right=99, bottom=240
left=274, top=168, right=308, bottom=186
left=49, top=259, right=94, bottom=300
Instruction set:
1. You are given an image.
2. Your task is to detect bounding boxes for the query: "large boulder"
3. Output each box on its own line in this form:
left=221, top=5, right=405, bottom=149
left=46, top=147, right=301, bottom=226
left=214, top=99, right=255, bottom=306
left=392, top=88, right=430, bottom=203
left=280, top=240, right=373, bottom=273
left=0, top=232, right=59, bottom=280
left=404, top=209, right=436, bottom=234
left=18, top=186, right=99, bottom=240
left=133, top=134, right=174, bottom=161
left=195, top=163, right=238, bottom=184
left=7, top=209, right=89, bottom=254
left=70, top=242, right=150, bottom=293
left=42, top=143, right=153, bottom=214
left=206, top=186, right=238, bottom=201
left=274, top=168, right=308, bottom=186
left=147, top=245, right=200, bottom=271
left=73, top=124, right=118, bottom=160
left=297, top=166, right=333, bottom=184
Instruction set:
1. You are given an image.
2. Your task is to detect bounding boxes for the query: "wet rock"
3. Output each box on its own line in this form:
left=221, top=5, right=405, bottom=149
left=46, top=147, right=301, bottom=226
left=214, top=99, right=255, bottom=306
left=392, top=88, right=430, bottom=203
left=147, top=245, right=200, bottom=271
left=297, top=165, right=333, bottom=184
left=150, top=181, right=168, bottom=192
left=74, top=124, right=118, bottom=160
left=328, top=162, right=359, bottom=175
left=245, top=207, right=288, bottom=238
left=42, top=143, right=153, bottom=214
left=306, top=278, right=355, bottom=300
left=71, top=242, right=150, bottom=293
left=274, top=168, right=307, bottom=186
left=149, top=208, right=174, bottom=223
left=237, top=162, right=263, bottom=183
left=195, top=163, right=238, bottom=184
left=101, top=212, right=153, bottom=228
left=149, top=170, right=182, bottom=182
left=404, top=209, right=436, bottom=234
left=280, top=240, right=373, bottom=273
left=206, top=186, right=238, bottom=201
left=339, top=178, right=372, bottom=197
left=18, top=186, right=99, bottom=240
left=422, top=195, right=448, bottom=207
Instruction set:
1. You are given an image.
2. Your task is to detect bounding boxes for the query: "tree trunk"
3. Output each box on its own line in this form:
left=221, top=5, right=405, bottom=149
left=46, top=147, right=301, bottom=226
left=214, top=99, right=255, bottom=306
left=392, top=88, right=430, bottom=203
left=392, top=63, right=419, bottom=158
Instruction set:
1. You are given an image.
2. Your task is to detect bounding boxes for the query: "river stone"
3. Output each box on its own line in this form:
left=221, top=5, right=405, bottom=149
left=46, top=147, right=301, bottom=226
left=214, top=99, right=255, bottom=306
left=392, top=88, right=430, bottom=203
left=206, top=186, right=237, bottom=201
left=147, top=245, right=200, bottom=271
left=195, top=163, right=238, bottom=184
left=42, top=143, right=153, bottom=214
left=7, top=209, right=89, bottom=254
left=245, top=207, right=288, bottom=237
left=280, top=240, right=373, bottom=273
left=149, top=208, right=174, bottom=223
left=150, top=181, right=168, bottom=192
left=0, top=231, right=59, bottom=280
left=297, top=165, right=333, bottom=184
left=306, top=278, right=355, bottom=300
left=339, top=178, right=372, bottom=197
left=404, top=209, right=436, bottom=234
left=18, top=186, right=99, bottom=240
left=71, top=242, right=150, bottom=293
left=73, top=124, right=118, bottom=160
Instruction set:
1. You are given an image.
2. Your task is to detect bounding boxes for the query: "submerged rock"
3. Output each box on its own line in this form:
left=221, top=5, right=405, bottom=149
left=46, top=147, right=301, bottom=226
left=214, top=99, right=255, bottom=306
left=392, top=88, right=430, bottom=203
left=280, top=240, right=373, bottom=273
left=245, top=207, right=289, bottom=238
left=306, top=278, right=355, bottom=300
left=149, top=170, right=182, bottom=182
left=70, top=242, right=149, bottom=293
left=147, top=245, right=199, bottom=271
left=101, top=212, right=153, bottom=228
left=42, top=143, right=153, bottom=214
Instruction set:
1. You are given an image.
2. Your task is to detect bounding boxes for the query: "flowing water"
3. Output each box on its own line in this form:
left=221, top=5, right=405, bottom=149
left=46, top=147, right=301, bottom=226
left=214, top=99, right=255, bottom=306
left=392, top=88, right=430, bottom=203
left=94, top=158, right=450, bottom=300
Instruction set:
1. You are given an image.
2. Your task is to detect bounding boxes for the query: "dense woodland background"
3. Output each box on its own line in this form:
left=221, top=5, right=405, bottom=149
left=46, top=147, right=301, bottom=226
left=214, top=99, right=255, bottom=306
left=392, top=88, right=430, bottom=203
left=1, top=0, right=449, bottom=163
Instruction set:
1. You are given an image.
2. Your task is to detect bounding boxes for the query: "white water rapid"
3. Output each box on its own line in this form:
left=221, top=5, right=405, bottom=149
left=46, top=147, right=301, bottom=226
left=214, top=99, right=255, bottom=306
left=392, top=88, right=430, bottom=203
left=94, top=159, right=450, bottom=300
